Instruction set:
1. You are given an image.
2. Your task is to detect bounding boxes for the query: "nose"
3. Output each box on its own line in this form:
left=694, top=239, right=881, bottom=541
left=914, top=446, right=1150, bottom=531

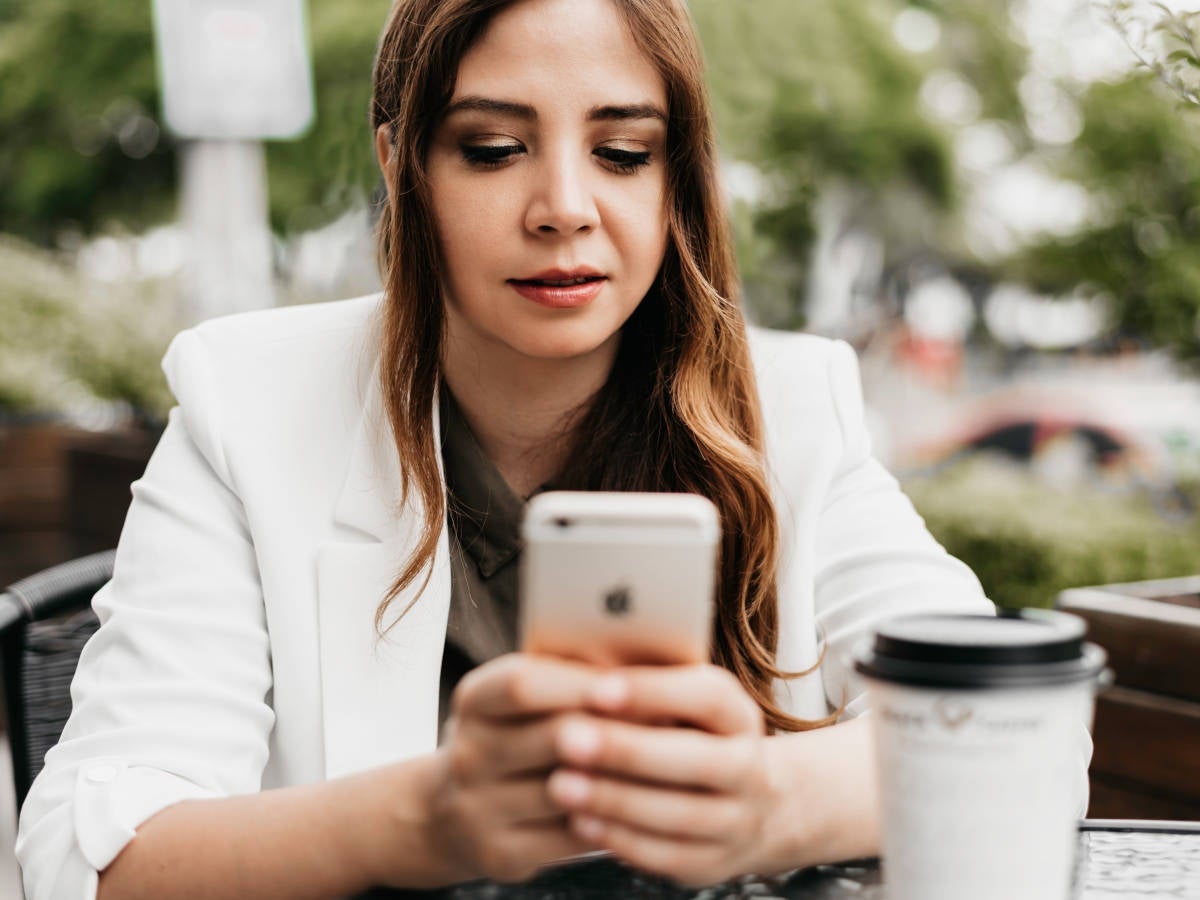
left=524, top=149, right=600, bottom=236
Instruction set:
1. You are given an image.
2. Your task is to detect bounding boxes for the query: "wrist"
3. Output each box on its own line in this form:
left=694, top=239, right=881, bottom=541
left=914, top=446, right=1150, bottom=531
left=755, top=734, right=808, bottom=875
left=759, top=717, right=882, bottom=873
left=354, top=752, right=462, bottom=890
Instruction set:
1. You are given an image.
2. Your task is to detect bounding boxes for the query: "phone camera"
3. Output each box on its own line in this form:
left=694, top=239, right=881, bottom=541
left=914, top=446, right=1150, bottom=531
left=554, top=517, right=573, bottom=528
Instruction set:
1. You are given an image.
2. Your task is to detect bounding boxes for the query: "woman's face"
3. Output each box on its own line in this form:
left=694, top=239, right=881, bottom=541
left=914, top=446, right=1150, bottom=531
left=420, top=0, right=669, bottom=366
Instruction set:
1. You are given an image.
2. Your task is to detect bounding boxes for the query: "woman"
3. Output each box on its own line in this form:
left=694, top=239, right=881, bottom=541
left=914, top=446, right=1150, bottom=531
left=17, top=0, right=995, bottom=897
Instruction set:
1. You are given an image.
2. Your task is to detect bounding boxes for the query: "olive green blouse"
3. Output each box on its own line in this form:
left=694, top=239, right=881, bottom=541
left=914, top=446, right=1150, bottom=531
left=436, top=387, right=541, bottom=740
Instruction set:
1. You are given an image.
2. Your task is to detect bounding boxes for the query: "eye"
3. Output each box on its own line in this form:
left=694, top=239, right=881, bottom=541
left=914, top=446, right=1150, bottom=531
left=595, top=147, right=652, bottom=175
left=460, top=143, right=523, bottom=168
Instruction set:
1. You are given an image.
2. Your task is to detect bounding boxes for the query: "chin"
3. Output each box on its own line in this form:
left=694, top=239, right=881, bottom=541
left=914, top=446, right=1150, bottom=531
left=506, top=321, right=621, bottom=362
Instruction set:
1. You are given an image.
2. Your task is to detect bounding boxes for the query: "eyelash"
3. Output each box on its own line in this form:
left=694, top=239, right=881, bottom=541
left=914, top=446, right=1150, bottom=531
left=459, top=144, right=652, bottom=175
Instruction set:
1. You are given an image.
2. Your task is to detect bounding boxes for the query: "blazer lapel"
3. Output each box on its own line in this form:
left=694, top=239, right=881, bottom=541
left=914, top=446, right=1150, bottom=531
left=316, top=373, right=451, bottom=780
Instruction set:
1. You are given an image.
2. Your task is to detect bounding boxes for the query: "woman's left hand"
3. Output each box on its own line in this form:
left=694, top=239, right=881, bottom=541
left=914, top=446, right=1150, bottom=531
left=545, top=664, right=782, bottom=887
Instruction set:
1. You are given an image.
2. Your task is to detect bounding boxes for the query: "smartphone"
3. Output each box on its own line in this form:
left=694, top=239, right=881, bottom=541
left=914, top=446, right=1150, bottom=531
left=518, top=491, right=720, bottom=666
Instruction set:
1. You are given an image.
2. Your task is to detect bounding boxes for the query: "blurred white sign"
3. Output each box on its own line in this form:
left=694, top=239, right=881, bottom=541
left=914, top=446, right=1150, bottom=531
left=153, top=0, right=314, bottom=139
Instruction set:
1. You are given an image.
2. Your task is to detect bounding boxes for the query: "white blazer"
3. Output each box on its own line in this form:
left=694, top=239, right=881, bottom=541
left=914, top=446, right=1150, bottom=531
left=17, top=293, right=993, bottom=899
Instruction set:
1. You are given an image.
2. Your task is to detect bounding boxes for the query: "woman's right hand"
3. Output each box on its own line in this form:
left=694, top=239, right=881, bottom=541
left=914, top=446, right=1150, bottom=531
left=422, top=653, right=603, bottom=883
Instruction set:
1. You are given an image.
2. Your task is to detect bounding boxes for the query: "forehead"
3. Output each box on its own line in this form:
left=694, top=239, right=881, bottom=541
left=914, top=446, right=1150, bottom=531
left=451, top=0, right=666, bottom=112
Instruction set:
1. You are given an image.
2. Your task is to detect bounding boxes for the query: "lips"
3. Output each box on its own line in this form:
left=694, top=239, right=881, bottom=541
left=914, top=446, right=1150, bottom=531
left=516, top=275, right=600, bottom=287
left=507, top=268, right=607, bottom=309
left=510, top=268, right=606, bottom=286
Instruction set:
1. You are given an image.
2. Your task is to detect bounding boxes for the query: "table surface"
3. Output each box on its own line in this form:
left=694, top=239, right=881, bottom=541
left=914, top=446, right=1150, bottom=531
left=360, top=820, right=1200, bottom=900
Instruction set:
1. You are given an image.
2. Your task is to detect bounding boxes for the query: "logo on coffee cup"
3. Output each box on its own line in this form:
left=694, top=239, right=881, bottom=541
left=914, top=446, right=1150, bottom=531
left=934, top=696, right=975, bottom=730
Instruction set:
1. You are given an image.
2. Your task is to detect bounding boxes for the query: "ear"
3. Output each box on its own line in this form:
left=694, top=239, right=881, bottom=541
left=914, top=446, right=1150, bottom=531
left=375, top=123, right=396, bottom=198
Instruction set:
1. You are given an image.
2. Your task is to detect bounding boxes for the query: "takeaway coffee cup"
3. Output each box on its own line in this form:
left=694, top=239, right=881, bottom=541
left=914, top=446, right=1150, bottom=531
left=854, top=609, right=1108, bottom=900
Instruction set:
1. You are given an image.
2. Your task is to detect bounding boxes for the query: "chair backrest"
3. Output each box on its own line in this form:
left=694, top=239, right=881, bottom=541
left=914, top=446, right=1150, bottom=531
left=0, top=551, right=114, bottom=812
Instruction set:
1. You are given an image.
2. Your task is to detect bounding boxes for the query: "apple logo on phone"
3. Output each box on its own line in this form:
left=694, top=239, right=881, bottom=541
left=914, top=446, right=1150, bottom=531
left=604, top=586, right=632, bottom=616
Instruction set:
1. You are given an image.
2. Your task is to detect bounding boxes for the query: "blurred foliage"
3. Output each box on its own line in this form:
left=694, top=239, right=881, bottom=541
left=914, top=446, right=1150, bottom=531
left=689, top=0, right=1200, bottom=360
left=693, top=0, right=941, bottom=326
left=1006, top=74, right=1200, bottom=364
left=0, top=0, right=171, bottom=242
left=907, top=458, right=1200, bottom=608
left=264, top=0, right=391, bottom=233
left=1006, top=2, right=1200, bottom=363
left=0, top=235, right=175, bottom=418
left=1106, top=0, right=1200, bottom=106
left=0, top=0, right=389, bottom=240
left=1, top=0, right=1199, bottom=360
left=688, top=0, right=1030, bottom=327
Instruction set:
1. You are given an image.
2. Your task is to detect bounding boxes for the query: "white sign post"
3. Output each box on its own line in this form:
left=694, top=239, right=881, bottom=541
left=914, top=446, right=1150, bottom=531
left=153, top=0, right=315, bottom=324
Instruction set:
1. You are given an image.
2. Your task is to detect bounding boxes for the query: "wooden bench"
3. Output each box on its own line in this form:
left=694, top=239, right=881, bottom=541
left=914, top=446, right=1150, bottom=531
left=1058, top=576, right=1200, bottom=820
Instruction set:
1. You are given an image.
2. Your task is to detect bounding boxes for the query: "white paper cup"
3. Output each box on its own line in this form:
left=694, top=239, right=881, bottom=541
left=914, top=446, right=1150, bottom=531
left=854, top=609, right=1107, bottom=900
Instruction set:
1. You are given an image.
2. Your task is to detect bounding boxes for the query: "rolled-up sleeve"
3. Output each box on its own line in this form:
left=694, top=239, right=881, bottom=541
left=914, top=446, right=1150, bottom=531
left=16, top=330, right=276, bottom=900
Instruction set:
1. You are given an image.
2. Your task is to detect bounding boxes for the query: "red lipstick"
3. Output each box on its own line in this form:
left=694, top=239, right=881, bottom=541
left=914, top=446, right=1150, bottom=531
left=507, top=268, right=607, bottom=309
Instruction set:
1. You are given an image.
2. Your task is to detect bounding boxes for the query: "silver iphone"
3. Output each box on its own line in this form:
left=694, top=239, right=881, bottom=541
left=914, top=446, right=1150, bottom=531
left=519, top=491, right=720, bottom=666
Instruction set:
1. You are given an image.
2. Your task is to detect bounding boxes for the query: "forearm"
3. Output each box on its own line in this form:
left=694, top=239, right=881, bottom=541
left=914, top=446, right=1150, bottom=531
left=760, top=716, right=881, bottom=872
left=97, top=752, right=457, bottom=900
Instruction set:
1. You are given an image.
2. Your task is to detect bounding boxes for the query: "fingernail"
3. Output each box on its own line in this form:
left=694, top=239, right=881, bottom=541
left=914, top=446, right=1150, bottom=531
left=591, top=675, right=628, bottom=710
left=573, top=815, right=605, bottom=843
left=551, top=770, right=591, bottom=805
left=559, top=720, right=599, bottom=762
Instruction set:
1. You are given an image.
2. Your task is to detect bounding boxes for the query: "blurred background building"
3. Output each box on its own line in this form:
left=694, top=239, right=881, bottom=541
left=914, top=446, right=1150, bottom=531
left=2, top=0, right=1200, bottom=883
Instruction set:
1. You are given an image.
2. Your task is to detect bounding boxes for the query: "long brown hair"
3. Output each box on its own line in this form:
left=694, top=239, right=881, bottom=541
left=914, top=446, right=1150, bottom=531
left=370, top=0, right=835, bottom=732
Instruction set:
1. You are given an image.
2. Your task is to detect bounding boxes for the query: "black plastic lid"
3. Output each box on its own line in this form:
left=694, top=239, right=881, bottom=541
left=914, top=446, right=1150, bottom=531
left=853, top=608, right=1109, bottom=689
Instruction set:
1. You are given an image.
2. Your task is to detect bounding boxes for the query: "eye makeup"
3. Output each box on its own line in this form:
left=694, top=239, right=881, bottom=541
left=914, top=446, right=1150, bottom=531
left=457, top=141, right=654, bottom=175
left=593, top=147, right=651, bottom=174
left=460, top=143, right=522, bottom=167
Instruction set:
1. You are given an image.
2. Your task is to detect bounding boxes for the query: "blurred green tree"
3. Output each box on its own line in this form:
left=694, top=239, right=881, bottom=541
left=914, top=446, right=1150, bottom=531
left=688, top=0, right=1031, bottom=328
left=263, top=0, right=391, bottom=233
left=1, top=0, right=1197, bottom=361
left=0, top=0, right=170, bottom=242
left=1007, top=75, right=1200, bottom=363
left=1007, top=2, right=1200, bottom=363
left=1106, top=0, right=1200, bottom=105
left=0, top=0, right=389, bottom=241
left=692, top=0, right=1200, bottom=361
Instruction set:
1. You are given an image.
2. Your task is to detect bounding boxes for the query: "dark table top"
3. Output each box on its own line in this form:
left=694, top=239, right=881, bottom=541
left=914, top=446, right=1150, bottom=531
left=358, top=820, right=1200, bottom=900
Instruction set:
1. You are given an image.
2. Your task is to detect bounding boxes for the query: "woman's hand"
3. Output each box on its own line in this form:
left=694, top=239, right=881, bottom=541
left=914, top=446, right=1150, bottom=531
left=544, top=664, right=782, bottom=887
left=424, top=653, right=602, bottom=884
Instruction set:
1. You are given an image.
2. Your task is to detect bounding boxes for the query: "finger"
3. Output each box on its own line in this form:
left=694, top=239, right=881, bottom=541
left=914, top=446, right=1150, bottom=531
left=569, top=815, right=729, bottom=888
left=483, top=822, right=603, bottom=883
left=547, top=769, right=745, bottom=842
left=452, top=713, right=564, bottom=778
left=587, top=665, right=763, bottom=736
left=556, top=716, right=757, bottom=792
left=472, top=774, right=568, bottom=827
left=454, top=654, right=600, bottom=720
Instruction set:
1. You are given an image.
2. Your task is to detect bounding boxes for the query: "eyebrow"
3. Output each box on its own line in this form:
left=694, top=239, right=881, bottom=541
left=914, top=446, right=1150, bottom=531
left=443, top=96, right=667, bottom=123
left=590, top=103, right=667, bottom=123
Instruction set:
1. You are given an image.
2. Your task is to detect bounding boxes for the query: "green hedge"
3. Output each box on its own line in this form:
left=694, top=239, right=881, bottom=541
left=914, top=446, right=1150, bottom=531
left=905, top=459, right=1200, bottom=609
left=0, top=235, right=175, bottom=418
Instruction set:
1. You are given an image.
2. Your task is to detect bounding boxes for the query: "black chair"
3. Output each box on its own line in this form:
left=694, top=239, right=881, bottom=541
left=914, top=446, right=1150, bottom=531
left=0, top=551, right=113, bottom=812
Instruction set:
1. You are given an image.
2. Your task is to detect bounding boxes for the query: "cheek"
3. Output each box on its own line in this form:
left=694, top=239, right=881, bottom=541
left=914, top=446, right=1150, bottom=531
left=613, top=188, right=669, bottom=274
left=430, top=175, right=514, bottom=271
